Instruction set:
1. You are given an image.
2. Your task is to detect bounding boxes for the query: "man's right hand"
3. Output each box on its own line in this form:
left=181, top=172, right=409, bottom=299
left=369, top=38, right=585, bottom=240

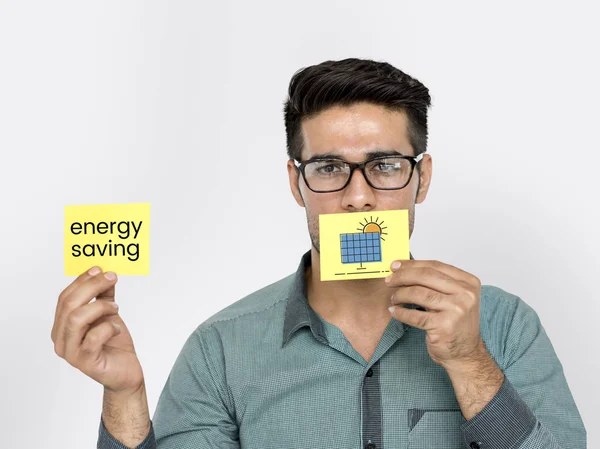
left=52, top=266, right=152, bottom=448
left=51, top=266, right=144, bottom=394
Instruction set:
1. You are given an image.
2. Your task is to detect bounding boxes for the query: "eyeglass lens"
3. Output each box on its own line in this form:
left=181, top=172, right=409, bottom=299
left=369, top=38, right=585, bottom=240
left=303, top=157, right=413, bottom=191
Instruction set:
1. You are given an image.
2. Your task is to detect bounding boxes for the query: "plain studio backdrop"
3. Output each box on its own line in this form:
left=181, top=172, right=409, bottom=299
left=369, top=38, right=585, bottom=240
left=0, top=1, right=598, bottom=447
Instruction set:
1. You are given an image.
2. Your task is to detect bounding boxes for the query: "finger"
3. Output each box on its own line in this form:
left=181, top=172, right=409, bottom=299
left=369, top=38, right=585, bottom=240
left=60, top=266, right=103, bottom=304
left=58, top=299, right=120, bottom=361
left=388, top=304, right=437, bottom=331
left=54, top=271, right=118, bottom=344
left=65, top=271, right=118, bottom=309
left=391, top=259, right=480, bottom=286
left=77, top=320, right=122, bottom=369
left=52, top=266, right=103, bottom=342
left=385, top=266, right=461, bottom=294
left=390, top=285, right=452, bottom=311
left=96, top=283, right=116, bottom=302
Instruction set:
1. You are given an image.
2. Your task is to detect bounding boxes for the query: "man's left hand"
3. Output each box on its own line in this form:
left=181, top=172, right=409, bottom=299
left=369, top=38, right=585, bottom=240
left=385, top=259, right=486, bottom=370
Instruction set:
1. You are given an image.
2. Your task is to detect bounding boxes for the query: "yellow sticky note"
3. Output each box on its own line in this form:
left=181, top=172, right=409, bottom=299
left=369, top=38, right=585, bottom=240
left=64, top=203, right=150, bottom=276
left=319, top=210, right=410, bottom=281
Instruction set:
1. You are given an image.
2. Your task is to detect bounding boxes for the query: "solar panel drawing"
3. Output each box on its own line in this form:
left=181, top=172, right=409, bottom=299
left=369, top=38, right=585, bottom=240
left=339, top=216, right=388, bottom=268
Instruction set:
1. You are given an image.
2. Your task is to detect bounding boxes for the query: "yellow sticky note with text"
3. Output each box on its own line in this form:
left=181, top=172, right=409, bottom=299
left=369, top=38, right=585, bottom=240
left=64, top=203, right=150, bottom=276
left=319, top=209, right=410, bottom=281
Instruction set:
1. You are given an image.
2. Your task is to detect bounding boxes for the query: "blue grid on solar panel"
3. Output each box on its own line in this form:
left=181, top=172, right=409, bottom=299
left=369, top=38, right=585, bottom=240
left=340, top=232, right=384, bottom=264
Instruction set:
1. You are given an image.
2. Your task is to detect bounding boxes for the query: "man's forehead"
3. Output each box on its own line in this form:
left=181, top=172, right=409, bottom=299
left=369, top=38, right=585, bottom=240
left=299, top=104, right=412, bottom=160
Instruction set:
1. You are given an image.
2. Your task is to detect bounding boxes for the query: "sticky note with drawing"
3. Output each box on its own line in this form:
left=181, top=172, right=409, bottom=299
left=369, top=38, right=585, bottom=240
left=64, top=203, right=150, bottom=276
left=319, top=209, right=410, bottom=281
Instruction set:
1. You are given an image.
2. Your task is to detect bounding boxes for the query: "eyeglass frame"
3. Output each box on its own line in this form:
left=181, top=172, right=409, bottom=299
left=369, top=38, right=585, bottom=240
left=293, top=152, right=425, bottom=193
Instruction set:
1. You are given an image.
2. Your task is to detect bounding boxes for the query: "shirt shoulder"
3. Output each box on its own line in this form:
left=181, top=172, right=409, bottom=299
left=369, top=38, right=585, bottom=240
left=196, top=272, right=296, bottom=331
left=480, top=284, right=523, bottom=319
left=479, top=284, right=541, bottom=322
left=479, top=285, right=541, bottom=368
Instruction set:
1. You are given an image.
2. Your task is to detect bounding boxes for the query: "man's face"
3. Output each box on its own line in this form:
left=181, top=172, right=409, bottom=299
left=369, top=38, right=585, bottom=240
left=287, top=102, right=432, bottom=252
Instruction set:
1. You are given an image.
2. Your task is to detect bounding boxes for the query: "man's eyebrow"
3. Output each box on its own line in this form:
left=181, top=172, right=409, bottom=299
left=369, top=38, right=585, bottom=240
left=303, top=152, right=344, bottom=162
left=364, top=149, right=406, bottom=158
left=304, top=149, right=406, bottom=162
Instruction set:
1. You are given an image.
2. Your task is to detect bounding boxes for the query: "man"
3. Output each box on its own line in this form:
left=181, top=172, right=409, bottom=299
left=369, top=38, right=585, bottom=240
left=51, top=58, right=585, bottom=449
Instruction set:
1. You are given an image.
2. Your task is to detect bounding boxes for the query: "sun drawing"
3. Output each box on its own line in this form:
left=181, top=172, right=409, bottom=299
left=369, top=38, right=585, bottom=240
left=358, top=216, right=388, bottom=240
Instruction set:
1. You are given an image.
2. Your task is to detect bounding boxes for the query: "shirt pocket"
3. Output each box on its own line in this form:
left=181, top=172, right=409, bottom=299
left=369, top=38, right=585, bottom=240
left=406, top=408, right=465, bottom=449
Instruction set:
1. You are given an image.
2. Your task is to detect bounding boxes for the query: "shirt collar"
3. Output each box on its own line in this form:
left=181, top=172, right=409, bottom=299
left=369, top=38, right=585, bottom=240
left=282, top=251, right=328, bottom=347
left=282, top=250, right=414, bottom=348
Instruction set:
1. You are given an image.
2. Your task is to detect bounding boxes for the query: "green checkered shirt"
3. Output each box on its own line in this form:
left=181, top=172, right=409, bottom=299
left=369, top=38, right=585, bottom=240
left=98, top=251, right=586, bottom=448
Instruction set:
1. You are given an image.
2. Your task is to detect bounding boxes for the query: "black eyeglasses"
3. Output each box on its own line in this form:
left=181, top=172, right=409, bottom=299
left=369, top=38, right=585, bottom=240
left=294, top=153, right=424, bottom=193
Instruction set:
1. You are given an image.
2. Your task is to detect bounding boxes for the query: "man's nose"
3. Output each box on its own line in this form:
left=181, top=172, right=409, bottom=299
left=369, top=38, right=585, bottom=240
left=341, top=167, right=376, bottom=212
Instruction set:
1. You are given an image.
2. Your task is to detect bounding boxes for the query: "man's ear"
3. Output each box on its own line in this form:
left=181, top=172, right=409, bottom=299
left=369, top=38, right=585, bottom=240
left=287, top=160, right=305, bottom=207
left=415, top=154, right=432, bottom=204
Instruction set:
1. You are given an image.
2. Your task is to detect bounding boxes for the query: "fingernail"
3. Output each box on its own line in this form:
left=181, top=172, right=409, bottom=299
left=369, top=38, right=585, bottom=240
left=88, top=266, right=101, bottom=276
left=388, top=306, right=397, bottom=313
left=111, top=322, right=121, bottom=331
left=384, top=274, right=392, bottom=283
left=391, top=261, right=402, bottom=271
left=111, top=302, right=119, bottom=309
left=104, top=272, right=117, bottom=281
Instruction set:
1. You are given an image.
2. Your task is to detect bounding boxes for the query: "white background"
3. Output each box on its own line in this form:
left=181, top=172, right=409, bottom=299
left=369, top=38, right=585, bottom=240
left=1, top=1, right=598, bottom=447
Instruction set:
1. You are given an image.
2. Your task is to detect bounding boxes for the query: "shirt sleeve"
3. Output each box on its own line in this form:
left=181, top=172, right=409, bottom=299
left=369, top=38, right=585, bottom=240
left=152, top=325, right=240, bottom=448
left=97, top=418, right=156, bottom=449
left=460, top=293, right=586, bottom=449
left=96, top=325, right=239, bottom=449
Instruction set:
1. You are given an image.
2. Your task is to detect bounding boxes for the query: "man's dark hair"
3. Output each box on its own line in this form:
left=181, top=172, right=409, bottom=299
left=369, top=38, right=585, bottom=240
left=284, top=58, right=432, bottom=161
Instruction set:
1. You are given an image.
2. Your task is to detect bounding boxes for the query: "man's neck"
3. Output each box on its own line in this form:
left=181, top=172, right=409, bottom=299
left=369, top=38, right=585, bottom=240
left=307, top=247, right=393, bottom=330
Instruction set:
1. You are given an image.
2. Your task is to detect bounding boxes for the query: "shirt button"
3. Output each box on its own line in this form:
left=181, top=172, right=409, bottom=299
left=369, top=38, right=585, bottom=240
left=469, top=442, right=482, bottom=449
left=366, top=368, right=374, bottom=377
left=365, top=443, right=376, bottom=449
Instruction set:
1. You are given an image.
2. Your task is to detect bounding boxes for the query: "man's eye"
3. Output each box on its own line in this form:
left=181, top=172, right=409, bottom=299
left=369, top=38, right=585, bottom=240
left=315, top=162, right=345, bottom=174
left=374, top=162, right=398, bottom=172
left=321, top=165, right=339, bottom=173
